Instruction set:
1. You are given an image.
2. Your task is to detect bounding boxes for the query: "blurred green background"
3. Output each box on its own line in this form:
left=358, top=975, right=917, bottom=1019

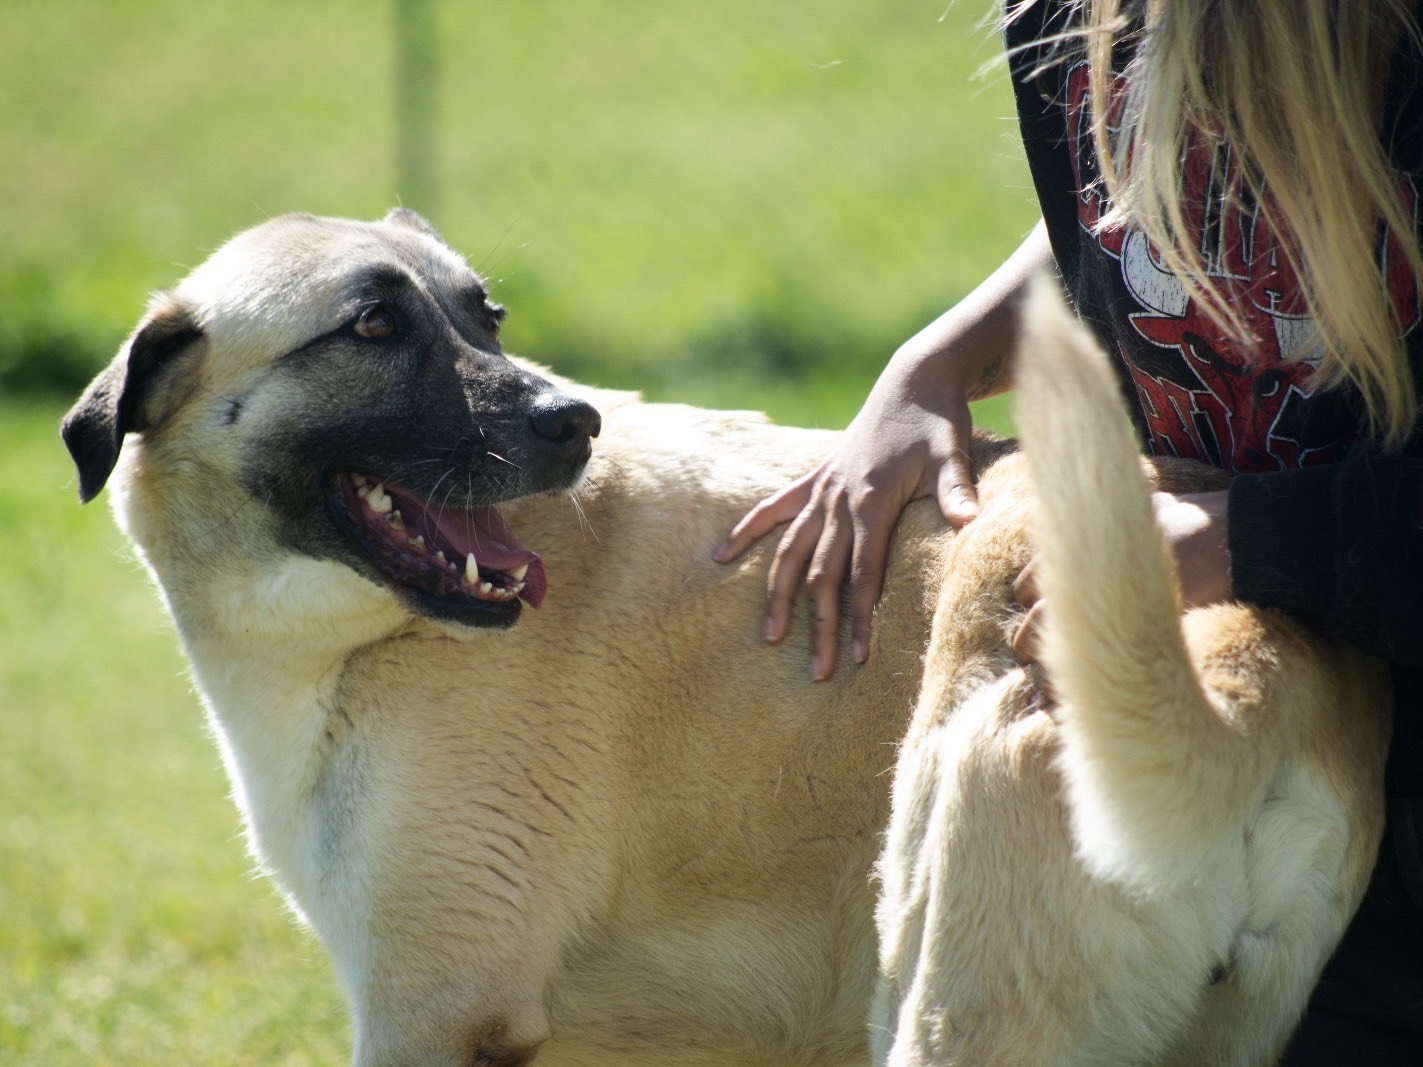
left=1, top=0, right=1036, bottom=1062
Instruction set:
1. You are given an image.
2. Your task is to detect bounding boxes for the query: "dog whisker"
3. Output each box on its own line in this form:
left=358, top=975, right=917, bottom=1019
left=564, top=488, right=601, bottom=544
left=474, top=219, right=524, bottom=277
left=194, top=381, right=246, bottom=408
left=187, top=489, right=261, bottom=545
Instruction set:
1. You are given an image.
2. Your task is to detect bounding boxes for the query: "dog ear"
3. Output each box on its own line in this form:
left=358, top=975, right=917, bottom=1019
left=61, top=295, right=203, bottom=503
left=383, top=207, right=444, bottom=241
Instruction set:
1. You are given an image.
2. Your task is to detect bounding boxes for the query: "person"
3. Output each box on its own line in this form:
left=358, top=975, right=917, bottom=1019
left=714, top=0, right=1423, bottom=1059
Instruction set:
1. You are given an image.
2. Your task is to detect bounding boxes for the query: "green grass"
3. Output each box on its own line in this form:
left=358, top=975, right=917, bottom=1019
left=0, top=399, right=349, bottom=1064
left=2, top=1, right=1025, bottom=1061
left=0, top=0, right=1036, bottom=427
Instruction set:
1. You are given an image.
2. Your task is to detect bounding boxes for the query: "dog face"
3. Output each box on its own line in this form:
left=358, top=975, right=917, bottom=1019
left=63, top=209, right=600, bottom=629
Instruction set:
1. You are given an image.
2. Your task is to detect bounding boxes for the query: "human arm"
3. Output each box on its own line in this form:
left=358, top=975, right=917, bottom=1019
left=714, top=220, right=1054, bottom=680
left=1014, top=445, right=1423, bottom=666
left=1013, top=489, right=1232, bottom=661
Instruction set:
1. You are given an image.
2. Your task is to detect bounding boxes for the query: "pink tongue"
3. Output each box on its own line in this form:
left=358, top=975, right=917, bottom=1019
left=449, top=506, right=535, bottom=570
left=455, top=506, right=548, bottom=609
left=385, top=484, right=548, bottom=608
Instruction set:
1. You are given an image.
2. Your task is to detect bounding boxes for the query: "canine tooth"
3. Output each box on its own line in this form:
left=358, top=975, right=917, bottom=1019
left=510, top=581, right=526, bottom=596
left=408, top=535, right=426, bottom=554
left=387, top=509, right=405, bottom=532
left=507, top=563, right=529, bottom=583
left=465, top=553, right=480, bottom=586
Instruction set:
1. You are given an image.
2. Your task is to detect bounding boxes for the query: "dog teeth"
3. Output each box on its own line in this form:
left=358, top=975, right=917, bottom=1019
left=355, top=479, right=392, bottom=513
left=346, top=475, right=526, bottom=603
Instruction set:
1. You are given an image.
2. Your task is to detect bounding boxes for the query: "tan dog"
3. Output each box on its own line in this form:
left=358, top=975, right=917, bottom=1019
left=63, top=210, right=960, bottom=1066
left=64, top=213, right=1388, bottom=1066
left=872, top=281, right=1391, bottom=1065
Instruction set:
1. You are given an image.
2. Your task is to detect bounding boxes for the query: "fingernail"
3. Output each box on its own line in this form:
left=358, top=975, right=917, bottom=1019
left=763, top=617, right=779, bottom=643
left=853, top=638, right=868, bottom=664
left=711, top=541, right=730, bottom=562
left=810, top=654, right=828, bottom=681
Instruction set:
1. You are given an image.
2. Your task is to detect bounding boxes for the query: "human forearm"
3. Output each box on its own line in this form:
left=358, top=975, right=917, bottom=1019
left=715, top=219, right=1055, bottom=679
left=889, top=218, right=1054, bottom=405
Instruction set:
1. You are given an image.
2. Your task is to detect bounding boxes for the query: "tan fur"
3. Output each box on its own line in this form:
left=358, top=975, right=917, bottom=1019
left=68, top=217, right=1390, bottom=1066
left=68, top=212, right=966, bottom=1066
left=871, top=279, right=1391, bottom=1065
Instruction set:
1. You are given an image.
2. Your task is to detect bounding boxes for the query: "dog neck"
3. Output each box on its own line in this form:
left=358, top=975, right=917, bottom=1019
left=113, top=456, right=406, bottom=941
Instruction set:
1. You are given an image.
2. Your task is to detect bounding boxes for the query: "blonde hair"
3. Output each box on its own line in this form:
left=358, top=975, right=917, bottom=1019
left=1036, top=0, right=1423, bottom=448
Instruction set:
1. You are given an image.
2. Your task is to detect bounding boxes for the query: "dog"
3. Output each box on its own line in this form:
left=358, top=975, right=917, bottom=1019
left=871, top=281, right=1391, bottom=1065
left=64, top=212, right=1388, bottom=1066
left=63, top=209, right=960, bottom=1066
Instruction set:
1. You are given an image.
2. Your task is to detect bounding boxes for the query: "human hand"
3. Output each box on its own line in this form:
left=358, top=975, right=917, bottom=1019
left=714, top=352, right=983, bottom=681
left=714, top=223, right=1050, bottom=680
left=1012, top=490, right=1231, bottom=662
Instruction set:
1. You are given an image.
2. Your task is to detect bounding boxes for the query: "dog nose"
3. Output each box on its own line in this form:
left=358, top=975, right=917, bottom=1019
left=529, top=393, right=601, bottom=452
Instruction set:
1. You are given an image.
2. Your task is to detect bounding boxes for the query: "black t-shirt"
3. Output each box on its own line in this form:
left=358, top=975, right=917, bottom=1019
left=1007, top=0, right=1422, bottom=473
left=1005, top=0, right=1423, bottom=791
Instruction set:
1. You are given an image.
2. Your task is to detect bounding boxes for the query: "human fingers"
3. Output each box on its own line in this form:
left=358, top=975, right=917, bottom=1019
left=805, top=492, right=855, bottom=680
left=761, top=494, right=830, bottom=646
left=936, top=446, right=980, bottom=528
left=713, top=472, right=816, bottom=564
left=1012, top=598, right=1046, bottom=664
left=1012, top=556, right=1040, bottom=609
left=846, top=493, right=900, bottom=666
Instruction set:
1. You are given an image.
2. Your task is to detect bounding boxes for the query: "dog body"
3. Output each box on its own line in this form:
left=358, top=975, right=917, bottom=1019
left=871, top=289, right=1391, bottom=1065
left=64, top=211, right=959, bottom=1065
left=65, top=214, right=1389, bottom=1066
left=172, top=404, right=935, bottom=1066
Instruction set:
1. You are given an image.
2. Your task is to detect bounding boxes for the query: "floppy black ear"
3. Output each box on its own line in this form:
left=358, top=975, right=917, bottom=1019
left=61, top=296, right=203, bottom=503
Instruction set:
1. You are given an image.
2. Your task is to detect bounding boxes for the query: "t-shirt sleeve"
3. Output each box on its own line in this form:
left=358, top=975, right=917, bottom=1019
left=1229, top=446, right=1423, bottom=663
left=1005, top=0, right=1083, bottom=283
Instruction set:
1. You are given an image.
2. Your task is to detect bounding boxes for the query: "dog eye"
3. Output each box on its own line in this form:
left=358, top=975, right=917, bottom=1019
left=354, top=304, right=399, bottom=340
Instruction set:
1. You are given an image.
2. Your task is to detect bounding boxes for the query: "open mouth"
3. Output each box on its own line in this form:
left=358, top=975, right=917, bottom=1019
left=329, top=471, right=548, bottom=623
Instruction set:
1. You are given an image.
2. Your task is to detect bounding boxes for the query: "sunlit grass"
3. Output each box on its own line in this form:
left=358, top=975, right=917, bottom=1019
left=0, top=0, right=1037, bottom=424
left=0, top=399, right=349, bottom=1064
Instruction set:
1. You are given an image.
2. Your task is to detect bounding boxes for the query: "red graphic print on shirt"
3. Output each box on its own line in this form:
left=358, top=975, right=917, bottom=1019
left=1063, top=61, right=1420, bottom=472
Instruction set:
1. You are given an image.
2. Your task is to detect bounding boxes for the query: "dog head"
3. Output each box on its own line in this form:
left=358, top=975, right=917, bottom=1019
left=62, top=209, right=600, bottom=630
